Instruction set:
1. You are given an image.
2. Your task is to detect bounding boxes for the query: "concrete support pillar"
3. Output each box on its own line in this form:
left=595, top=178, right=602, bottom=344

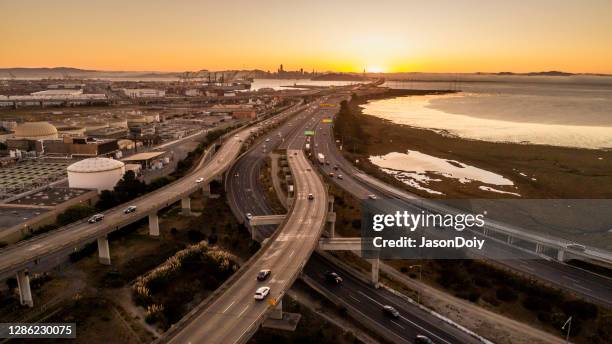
left=97, top=236, right=111, bottom=265
left=557, top=249, right=566, bottom=262
left=202, top=183, right=211, bottom=197
left=16, top=270, right=33, bottom=308
left=269, top=299, right=283, bottom=320
left=214, top=174, right=223, bottom=183
left=181, top=197, right=191, bottom=216
left=328, top=196, right=334, bottom=213
left=149, top=213, right=160, bottom=237
left=507, top=235, right=515, bottom=245
left=370, top=257, right=380, bottom=288
left=535, top=243, right=544, bottom=254
left=328, top=219, right=335, bottom=238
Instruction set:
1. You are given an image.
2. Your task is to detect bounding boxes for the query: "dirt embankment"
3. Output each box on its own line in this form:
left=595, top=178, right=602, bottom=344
left=335, top=90, right=612, bottom=199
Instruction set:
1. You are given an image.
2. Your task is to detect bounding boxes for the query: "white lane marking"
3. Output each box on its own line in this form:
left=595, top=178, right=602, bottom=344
left=289, top=250, right=295, bottom=258
left=357, top=291, right=452, bottom=344
left=574, top=284, right=592, bottom=292
left=349, top=294, right=361, bottom=303
left=562, top=275, right=580, bottom=283
left=222, top=301, right=235, bottom=313
left=391, top=320, right=405, bottom=329
left=238, top=305, right=249, bottom=317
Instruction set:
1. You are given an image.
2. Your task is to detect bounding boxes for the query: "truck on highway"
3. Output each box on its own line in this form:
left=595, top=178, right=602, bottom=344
left=305, top=143, right=310, bottom=150
left=317, top=153, right=325, bottom=164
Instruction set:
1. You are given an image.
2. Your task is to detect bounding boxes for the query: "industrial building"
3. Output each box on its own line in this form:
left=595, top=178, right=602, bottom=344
left=56, top=126, right=86, bottom=138
left=13, top=121, right=58, bottom=140
left=122, top=151, right=170, bottom=170
left=40, top=137, right=119, bottom=157
left=87, top=127, right=128, bottom=139
left=122, top=89, right=166, bottom=98
left=67, top=157, right=125, bottom=192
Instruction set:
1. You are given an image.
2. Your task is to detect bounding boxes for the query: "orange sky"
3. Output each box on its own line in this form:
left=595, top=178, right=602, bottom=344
left=1, top=0, right=611, bottom=73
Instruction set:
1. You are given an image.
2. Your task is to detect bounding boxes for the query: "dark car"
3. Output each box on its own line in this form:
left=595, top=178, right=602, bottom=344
left=383, top=305, right=400, bottom=318
left=325, top=271, right=343, bottom=284
left=414, top=335, right=434, bottom=344
left=257, top=269, right=271, bottom=281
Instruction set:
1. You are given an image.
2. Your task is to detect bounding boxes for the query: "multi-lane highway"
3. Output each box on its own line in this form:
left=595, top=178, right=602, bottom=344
left=226, top=100, right=323, bottom=237
left=305, top=254, right=479, bottom=344
left=311, top=95, right=612, bottom=308
left=164, top=149, right=328, bottom=344
left=224, top=96, right=482, bottom=343
left=0, top=104, right=301, bottom=282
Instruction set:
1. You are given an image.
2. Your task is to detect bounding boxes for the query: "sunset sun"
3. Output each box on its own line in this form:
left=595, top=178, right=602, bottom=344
left=366, top=66, right=385, bottom=73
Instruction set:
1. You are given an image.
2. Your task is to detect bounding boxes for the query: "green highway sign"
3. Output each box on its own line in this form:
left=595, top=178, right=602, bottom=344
left=304, top=130, right=315, bottom=136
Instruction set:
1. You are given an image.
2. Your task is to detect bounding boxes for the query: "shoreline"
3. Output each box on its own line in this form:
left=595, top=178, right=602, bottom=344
left=334, top=89, right=612, bottom=246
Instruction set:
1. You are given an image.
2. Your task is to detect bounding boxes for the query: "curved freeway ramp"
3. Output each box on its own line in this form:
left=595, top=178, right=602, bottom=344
left=0, top=125, right=255, bottom=281
left=162, top=150, right=328, bottom=344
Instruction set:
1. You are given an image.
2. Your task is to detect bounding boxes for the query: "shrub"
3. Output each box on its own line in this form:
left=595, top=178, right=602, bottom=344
left=562, top=300, right=598, bottom=320
left=496, top=286, right=518, bottom=302
left=523, top=296, right=552, bottom=312
left=56, top=204, right=97, bottom=226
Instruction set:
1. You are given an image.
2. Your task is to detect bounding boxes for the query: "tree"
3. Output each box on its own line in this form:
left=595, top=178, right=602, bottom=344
left=97, top=190, right=119, bottom=210
left=96, top=171, right=146, bottom=210
left=56, top=204, right=97, bottom=226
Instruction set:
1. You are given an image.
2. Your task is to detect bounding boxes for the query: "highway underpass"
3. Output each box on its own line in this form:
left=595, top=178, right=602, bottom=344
left=222, top=95, right=483, bottom=343
left=0, top=103, right=306, bottom=307
left=311, top=95, right=612, bottom=308
left=162, top=149, right=329, bottom=344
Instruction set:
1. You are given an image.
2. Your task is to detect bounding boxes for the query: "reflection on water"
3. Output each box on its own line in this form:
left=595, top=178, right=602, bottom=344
left=251, top=79, right=361, bottom=90
left=362, top=91, right=612, bottom=149
left=370, top=150, right=518, bottom=195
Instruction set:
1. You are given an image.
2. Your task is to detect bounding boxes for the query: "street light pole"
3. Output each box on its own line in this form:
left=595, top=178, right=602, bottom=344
left=562, top=316, right=572, bottom=344
left=409, top=264, right=422, bottom=304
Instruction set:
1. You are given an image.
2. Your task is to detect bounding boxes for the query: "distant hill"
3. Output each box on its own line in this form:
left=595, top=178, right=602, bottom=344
left=493, top=71, right=575, bottom=77
left=311, top=73, right=369, bottom=81
left=0, top=67, right=180, bottom=79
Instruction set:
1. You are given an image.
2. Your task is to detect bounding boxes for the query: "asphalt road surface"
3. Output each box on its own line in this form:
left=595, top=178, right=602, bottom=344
left=310, top=96, right=612, bottom=308
left=225, top=97, right=482, bottom=343
left=305, top=253, right=480, bottom=344
left=0, top=120, right=259, bottom=280
left=164, top=150, right=327, bottom=344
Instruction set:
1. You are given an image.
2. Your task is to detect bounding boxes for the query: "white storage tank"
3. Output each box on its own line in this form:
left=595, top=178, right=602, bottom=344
left=67, top=157, right=125, bottom=192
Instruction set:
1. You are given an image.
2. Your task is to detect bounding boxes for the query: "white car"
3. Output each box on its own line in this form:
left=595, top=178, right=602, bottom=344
left=368, top=194, right=377, bottom=200
left=196, top=177, right=204, bottom=183
left=254, top=286, right=270, bottom=300
left=124, top=206, right=137, bottom=214
left=88, top=214, right=104, bottom=223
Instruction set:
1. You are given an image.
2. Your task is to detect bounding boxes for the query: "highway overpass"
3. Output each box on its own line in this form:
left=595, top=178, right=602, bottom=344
left=0, top=103, right=306, bottom=307
left=162, top=150, right=329, bottom=344
left=312, top=94, right=612, bottom=307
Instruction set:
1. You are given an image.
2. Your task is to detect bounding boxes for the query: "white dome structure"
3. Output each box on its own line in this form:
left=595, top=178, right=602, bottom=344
left=14, top=122, right=58, bottom=140
left=67, top=158, right=125, bottom=192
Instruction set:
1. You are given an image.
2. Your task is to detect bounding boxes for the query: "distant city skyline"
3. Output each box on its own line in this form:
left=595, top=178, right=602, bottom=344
left=1, top=0, right=611, bottom=74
